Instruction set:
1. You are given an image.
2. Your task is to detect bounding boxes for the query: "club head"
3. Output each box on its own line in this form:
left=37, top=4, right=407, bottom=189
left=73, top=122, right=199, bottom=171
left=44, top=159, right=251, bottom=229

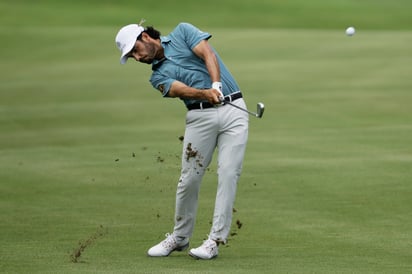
left=256, top=102, right=265, bottom=118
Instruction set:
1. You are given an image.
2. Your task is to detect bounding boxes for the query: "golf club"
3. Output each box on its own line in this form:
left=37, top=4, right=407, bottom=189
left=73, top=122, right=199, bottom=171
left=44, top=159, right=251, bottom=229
left=224, top=100, right=265, bottom=118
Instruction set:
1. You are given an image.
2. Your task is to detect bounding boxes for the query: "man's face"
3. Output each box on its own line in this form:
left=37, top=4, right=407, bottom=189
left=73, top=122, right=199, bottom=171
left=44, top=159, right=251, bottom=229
left=127, top=36, right=157, bottom=64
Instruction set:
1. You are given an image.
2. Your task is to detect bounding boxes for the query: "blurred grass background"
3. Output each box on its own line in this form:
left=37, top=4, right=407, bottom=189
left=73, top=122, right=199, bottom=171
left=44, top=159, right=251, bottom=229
left=1, top=0, right=412, bottom=273
left=2, top=0, right=412, bottom=29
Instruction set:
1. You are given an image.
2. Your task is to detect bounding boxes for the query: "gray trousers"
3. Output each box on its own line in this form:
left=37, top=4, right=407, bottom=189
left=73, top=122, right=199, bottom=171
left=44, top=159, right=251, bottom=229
left=173, top=98, right=249, bottom=243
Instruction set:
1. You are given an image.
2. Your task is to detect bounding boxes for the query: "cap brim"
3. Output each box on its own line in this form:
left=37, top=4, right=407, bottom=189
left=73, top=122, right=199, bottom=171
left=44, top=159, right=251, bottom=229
left=120, top=55, right=128, bottom=64
left=119, top=43, right=135, bottom=64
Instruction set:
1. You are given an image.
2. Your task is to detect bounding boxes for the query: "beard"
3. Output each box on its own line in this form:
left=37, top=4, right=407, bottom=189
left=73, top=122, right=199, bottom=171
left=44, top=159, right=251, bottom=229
left=139, top=42, right=157, bottom=64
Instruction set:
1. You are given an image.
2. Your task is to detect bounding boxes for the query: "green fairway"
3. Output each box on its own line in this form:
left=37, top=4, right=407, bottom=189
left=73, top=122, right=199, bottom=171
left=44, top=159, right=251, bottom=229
left=1, top=1, right=412, bottom=273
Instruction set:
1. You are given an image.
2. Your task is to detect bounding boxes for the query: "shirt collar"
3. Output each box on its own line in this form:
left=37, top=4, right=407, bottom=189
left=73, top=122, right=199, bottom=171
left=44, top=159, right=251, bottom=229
left=152, top=36, right=170, bottom=68
left=160, top=35, right=171, bottom=44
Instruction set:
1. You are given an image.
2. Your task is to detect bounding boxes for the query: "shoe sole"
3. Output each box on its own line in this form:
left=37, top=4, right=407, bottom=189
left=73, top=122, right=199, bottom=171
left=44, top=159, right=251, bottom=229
left=147, top=242, right=189, bottom=257
left=174, top=243, right=189, bottom=252
left=188, top=251, right=217, bottom=260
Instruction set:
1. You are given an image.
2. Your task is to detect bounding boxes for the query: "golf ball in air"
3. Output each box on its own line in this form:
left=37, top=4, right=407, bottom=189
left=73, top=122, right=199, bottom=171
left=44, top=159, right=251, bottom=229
left=345, top=26, right=355, bottom=36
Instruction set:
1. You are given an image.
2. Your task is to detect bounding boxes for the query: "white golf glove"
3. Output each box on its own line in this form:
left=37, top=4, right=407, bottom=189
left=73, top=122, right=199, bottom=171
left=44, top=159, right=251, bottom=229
left=212, top=81, right=224, bottom=103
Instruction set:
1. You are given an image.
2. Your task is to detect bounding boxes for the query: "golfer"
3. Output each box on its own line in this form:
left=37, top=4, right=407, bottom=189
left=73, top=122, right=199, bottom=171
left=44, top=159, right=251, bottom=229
left=115, top=21, right=249, bottom=259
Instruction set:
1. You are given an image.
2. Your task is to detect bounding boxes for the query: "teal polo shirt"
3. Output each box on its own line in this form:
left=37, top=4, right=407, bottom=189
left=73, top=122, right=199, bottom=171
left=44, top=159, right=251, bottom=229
left=150, top=23, right=240, bottom=107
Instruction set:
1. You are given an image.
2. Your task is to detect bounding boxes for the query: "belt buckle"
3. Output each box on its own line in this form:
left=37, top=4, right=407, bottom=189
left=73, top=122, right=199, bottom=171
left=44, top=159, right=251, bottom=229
left=225, top=94, right=232, bottom=103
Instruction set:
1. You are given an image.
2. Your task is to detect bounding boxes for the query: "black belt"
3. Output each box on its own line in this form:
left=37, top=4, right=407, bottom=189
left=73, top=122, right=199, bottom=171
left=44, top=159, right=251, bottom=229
left=187, top=92, right=242, bottom=110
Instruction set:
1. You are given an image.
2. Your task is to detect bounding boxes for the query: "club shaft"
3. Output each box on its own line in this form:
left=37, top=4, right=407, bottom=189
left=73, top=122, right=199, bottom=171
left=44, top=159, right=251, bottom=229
left=224, top=101, right=258, bottom=117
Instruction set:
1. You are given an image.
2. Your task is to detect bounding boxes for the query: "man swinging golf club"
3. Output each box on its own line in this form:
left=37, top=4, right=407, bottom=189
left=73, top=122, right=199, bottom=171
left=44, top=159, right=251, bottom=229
left=115, top=21, right=249, bottom=260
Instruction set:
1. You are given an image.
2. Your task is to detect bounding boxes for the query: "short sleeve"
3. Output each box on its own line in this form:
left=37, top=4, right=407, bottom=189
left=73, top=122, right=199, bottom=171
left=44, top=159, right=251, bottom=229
left=178, top=23, right=212, bottom=49
left=150, top=71, right=175, bottom=97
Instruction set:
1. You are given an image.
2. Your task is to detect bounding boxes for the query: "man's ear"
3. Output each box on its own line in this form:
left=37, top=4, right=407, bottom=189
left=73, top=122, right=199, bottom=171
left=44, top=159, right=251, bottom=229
left=141, top=32, right=150, bottom=41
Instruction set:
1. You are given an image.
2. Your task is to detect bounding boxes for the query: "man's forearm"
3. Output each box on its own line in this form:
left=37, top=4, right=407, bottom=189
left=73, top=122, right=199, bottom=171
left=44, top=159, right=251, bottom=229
left=203, top=52, right=220, bottom=83
left=193, top=40, right=221, bottom=84
left=169, top=81, right=207, bottom=99
left=168, top=81, right=220, bottom=104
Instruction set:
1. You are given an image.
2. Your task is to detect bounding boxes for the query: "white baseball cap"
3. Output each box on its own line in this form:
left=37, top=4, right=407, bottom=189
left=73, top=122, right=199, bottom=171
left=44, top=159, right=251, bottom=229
left=115, top=24, right=144, bottom=64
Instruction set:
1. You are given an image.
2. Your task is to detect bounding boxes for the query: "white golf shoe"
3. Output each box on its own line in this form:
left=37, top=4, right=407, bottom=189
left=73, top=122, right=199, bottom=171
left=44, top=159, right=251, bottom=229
left=147, top=233, right=189, bottom=257
left=189, top=238, right=218, bottom=260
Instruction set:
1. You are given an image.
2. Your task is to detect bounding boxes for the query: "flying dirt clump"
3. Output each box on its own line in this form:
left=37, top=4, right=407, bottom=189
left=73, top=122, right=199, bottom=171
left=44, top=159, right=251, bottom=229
left=69, top=225, right=108, bottom=263
left=185, top=143, right=198, bottom=161
left=236, top=219, right=243, bottom=229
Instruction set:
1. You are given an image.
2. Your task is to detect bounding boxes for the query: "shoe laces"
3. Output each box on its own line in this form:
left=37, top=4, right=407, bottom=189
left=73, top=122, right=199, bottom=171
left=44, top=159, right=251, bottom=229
left=202, top=238, right=217, bottom=252
left=161, top=233, right=177, bottom=249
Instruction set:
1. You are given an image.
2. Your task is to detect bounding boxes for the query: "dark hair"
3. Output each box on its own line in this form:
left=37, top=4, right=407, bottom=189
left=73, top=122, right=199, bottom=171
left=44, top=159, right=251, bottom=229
left=144, top=26, right=161, bottom=39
